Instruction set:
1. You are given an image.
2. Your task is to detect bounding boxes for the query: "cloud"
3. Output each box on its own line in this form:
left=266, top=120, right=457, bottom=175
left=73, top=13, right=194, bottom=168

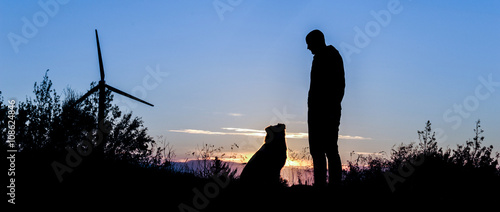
left=227, top=113, right=244, bottom=117
left=222, top=128, right=262, bottom=133
left=169, top=129, right=228, bottom=135
left=339, top=135, right=372, bottom=140
left=285, top=132, right=308, bottom=139
left=170, top=127, right=370, bottom=140
left=169, top=128, right=266, bottom=137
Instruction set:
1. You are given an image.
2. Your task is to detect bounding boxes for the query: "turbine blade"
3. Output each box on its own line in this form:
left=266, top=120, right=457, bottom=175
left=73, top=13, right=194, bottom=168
left=105, top=84, right=154, bottom=107
left=71, top=85, right=100, bottom=107
left=95, top=29, right=105, bottom=81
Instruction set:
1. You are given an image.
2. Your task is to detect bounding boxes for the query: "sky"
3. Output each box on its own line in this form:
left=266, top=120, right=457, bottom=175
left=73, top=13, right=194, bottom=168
left=1, top=0, right=499, bottom=166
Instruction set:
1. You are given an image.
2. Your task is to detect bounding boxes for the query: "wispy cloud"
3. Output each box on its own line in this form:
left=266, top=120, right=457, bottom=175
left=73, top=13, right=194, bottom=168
left=221, top=128, right=261, bottom=133
left=227, top=113, right=244, bottom=117
left=286, top=132, right=308, bottom=139
left=339, top=135, right=372, bottom=140
left=169, top=129, right=228, bottom=135
left=169, top=128, right=265, bottom=137
left=170, top=127, right=371, bottom=140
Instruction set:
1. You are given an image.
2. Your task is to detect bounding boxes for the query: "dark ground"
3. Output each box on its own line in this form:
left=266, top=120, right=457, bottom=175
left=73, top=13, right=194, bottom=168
left=5, top=150, right=500, bottom=211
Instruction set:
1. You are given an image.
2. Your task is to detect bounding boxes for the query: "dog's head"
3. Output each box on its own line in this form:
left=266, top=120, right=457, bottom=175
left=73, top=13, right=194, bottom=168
left=264, top=123, right=286, bottom=145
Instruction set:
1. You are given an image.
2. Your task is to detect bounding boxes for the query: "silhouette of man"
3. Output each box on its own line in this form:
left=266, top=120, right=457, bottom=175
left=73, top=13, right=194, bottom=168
left=306, top=29, right=345, bottom=187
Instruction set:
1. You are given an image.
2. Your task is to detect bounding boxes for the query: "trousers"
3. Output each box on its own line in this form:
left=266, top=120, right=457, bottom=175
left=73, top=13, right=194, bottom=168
left=308, top=108, right=342, bottom=187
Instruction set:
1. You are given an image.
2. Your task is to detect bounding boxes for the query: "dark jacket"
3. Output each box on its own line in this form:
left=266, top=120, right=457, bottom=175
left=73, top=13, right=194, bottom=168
left=308, top=45, right=345, bottom=110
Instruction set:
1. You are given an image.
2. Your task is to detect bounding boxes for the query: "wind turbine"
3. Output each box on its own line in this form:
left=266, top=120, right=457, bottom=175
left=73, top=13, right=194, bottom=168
left=71, top=29, right=154, bottom=155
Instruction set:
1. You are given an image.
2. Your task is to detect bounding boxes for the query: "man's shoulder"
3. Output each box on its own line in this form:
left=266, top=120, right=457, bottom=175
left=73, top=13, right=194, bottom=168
left=313, top=46, right=342, bottom=64
left=315, top=46, right=339, bottom=57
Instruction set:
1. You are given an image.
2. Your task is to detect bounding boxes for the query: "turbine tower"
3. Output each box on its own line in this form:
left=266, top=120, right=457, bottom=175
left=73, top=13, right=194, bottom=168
left=72, top=29, right=154, bottom=156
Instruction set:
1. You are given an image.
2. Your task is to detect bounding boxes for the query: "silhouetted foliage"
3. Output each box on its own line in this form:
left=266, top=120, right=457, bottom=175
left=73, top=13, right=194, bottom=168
left=388, top=120, right=499, bottom=172
left=287, top=147, right=313, bottom=185
left=0, top=91, right=7, bottom=145
left=343, top=152, right=388, bottom=186
left=342, top=120, right=499, bottom=197
left=451, top=120, right=498, bottom=169
left=188, top=143, right=238, bottom=179
left=2, top=70, right=155, bottom=162
left=147, top=135, right=175, bottom=169
left=9, top=70, right=62, bottom=151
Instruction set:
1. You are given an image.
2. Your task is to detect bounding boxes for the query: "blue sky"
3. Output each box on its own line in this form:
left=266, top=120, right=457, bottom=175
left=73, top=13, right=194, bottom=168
left=1, top=0, right=499, bottom=164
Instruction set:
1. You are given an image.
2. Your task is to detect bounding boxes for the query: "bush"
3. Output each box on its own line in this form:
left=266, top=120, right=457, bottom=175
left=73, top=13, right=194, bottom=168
left=1, top=70, right=156, bottom=163
left=187, top=143, right=238, bottom=179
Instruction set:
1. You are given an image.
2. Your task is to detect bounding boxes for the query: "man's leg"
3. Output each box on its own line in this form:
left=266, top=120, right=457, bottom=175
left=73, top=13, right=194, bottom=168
left=310, top=151, right=327, bottom=187
left=326, top=135, right=342, bottom=186
left=310, top=146, right=327, bottom=187
left=326, top=110, right=342, bottom=186
left=308, top=111, right=327, bottom=187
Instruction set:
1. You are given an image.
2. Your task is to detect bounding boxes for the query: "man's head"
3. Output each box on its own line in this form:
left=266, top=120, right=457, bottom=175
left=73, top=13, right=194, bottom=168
left=306, top=29, right=326, bottom=55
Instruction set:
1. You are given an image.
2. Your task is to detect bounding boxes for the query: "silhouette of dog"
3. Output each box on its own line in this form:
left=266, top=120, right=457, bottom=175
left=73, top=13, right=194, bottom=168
left=240, top=123, right=287, bottom=186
